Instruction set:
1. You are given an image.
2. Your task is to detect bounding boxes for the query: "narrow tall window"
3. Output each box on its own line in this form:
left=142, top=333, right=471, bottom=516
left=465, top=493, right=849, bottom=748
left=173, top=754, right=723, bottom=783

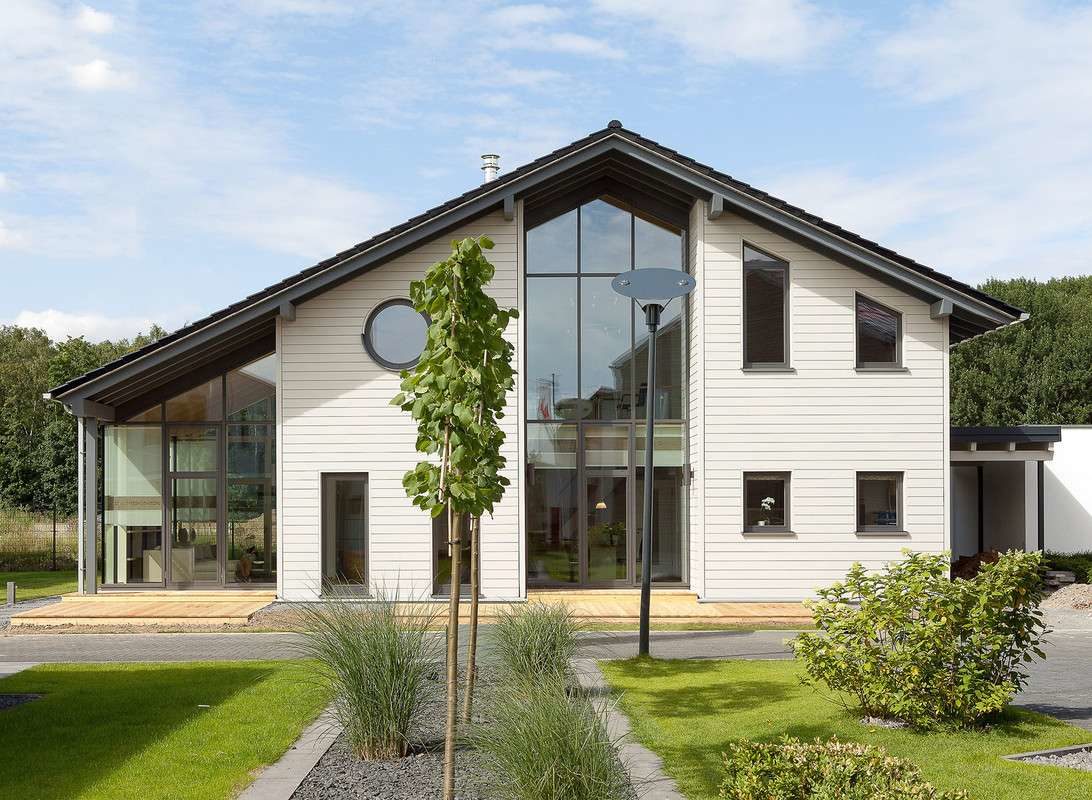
left=857, top=472, right=902, bottom=532
left=744, top=472, right=790, bottom=532
left=322, top=473, right=368, bottom=591
left=856, top=295, right=901, bottom=368
left=743, top=244, right=788, bottom=367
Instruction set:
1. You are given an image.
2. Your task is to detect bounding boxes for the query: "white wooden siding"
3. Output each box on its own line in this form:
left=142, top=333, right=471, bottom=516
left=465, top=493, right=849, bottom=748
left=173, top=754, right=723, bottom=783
left=698, top=211, right=949, bottom=601
left=686, top=201, right=706, bottom=596
left=279, top=211, right=520, bottom=601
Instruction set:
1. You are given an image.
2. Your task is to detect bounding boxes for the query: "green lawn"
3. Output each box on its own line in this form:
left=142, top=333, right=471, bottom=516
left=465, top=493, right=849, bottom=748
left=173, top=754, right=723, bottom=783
left=0, top=569, right=77, bottom=600
left=0, top=661, right=328, bottom=800
left=601, top=658, right=1092, bottom=800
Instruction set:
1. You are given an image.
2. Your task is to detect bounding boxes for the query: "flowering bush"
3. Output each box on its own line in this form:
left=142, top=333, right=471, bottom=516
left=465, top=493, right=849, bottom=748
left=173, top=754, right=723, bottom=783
left=791, top=550, right=1047, bottom=727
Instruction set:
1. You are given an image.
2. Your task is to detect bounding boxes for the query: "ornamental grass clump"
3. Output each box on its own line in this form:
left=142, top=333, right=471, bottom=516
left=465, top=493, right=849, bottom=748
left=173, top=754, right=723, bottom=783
left=294, top=588, right=441, bottom=760
left=473, top=679, right=631, bottom=800
left=720, top=737, right=967, bottom=800
left=791, top=550, right=1048, bottom=728
left=492, top=601, right=582, bottom=686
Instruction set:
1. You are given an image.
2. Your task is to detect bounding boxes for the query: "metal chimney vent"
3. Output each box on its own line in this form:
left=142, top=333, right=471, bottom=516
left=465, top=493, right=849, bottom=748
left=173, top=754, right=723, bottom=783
left=481, top=154, right=500, bottom=183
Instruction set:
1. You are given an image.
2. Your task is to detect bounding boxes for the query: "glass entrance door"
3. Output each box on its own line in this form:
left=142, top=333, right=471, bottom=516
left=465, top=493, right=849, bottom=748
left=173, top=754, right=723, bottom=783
left=167, top=425, right=221, bottom=585
left=583, top=424, right=631, bottom=585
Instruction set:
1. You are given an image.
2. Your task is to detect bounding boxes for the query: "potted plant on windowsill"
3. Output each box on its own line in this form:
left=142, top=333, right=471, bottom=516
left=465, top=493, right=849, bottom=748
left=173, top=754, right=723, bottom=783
left=758, top=496, right=775, bottom=526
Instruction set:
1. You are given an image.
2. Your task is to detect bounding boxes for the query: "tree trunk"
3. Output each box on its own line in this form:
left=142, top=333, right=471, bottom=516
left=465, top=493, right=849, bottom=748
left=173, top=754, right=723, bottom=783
left=442, top=506, right=463, bottom=800
left=461, top=515, right=481, bottom=723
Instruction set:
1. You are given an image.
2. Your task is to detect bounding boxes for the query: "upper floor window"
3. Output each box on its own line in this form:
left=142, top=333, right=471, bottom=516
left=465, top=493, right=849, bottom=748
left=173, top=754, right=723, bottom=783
left=525, top=196, right=684, bottom=422
left=743, top=243, right=788, bottom=368
left=856, top=294, right=901, bottom=368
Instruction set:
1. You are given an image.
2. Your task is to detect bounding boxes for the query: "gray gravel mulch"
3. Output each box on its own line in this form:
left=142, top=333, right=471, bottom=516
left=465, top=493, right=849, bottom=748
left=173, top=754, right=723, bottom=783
left=0, top=693, right=41, bottom=711
left=290, top=731, right=489, bottom=800
left=1020, top=747, right=1092, bottom=772
left=291, top=670, right=491, bottom=800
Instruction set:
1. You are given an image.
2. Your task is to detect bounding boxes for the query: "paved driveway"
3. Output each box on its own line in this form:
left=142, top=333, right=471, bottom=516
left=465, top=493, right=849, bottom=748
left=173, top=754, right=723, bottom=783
left=2, top=612, right=1090, bottom=730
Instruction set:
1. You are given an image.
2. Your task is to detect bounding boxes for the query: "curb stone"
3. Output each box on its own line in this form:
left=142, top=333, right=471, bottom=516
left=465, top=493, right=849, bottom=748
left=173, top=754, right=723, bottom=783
left=573, top=658, right=686, bottom=800
left=238, top=710, right=341, bottom=800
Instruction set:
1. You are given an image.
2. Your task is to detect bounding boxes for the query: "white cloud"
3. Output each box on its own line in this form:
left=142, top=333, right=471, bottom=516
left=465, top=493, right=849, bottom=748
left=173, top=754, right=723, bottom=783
left=75, top=4, right=114, bottom=34
left=12, top=309, right=163, bottom=342
left=592, top=0, right=846, bottom=65
left=0, top=219, right=27, bottom=249
left=768, top=0, right=1092, bottom=282
left=539, top=32, right=625, bottom=60
left=493, top=4, right=565, bottom=28
left=71, top=58, right=132, bottom=90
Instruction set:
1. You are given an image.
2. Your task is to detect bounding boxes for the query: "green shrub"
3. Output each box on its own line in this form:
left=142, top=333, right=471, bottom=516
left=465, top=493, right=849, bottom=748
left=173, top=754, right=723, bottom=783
left=492, top=601, right=582, bottom=685
left=294, top=588, right=441, bottom=759
left=473, top=680, right=630, bottom=800
left=791, top=550, right=1047, bottom=727
left=1043, top=551, right=1092, bottom=584
left=720, top=737, right=967, bottom=800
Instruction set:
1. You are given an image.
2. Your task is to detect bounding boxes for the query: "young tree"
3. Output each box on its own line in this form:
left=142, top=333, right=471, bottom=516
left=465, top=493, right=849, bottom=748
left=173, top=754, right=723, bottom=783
left=392, top=236, right=516, bottom=800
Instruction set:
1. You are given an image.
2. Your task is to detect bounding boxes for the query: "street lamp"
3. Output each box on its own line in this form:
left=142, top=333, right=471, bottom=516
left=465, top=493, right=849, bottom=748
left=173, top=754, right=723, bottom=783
left=612, top=267, right=697, bottom=657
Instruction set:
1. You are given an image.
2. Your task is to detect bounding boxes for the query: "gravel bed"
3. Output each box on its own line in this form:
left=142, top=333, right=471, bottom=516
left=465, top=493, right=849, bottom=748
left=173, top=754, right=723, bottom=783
left=0, top=693, right=41, bottom=711
left=1019, top=747, right=1092, bottom=772
left=292, top=669, right=491, bottom=800
left=291, top=730, right=489, bottom=800
left=1042, top=583, right=1092, bottom=610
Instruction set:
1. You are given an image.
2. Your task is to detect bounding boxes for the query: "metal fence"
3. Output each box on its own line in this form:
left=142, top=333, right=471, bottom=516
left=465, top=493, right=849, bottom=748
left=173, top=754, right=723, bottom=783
left=0, top=507, right=79, bottom=570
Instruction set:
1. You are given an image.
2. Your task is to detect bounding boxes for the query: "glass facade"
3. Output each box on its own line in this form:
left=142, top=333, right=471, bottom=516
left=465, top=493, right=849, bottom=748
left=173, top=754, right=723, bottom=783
left=525, top=196, right=688, bottom=587
left=101, top=353, right=277, bottom=586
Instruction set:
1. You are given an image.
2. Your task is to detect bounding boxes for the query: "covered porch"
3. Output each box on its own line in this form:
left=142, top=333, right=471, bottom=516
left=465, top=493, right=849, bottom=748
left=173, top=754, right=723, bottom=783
left=950, top=426, right=1061, bottom=557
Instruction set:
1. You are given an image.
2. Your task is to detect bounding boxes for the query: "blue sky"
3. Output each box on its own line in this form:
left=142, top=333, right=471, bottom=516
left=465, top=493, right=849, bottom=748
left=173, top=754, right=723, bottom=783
left=2, top=0, right=1091, bottom=341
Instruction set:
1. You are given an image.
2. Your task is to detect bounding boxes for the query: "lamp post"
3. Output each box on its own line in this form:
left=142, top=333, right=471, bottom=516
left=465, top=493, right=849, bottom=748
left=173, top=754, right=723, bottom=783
left=612, top=268, right=696, bottom=657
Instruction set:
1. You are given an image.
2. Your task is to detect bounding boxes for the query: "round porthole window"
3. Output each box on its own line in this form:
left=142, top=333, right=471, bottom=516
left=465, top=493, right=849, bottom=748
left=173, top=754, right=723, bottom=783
left=362, top=299, right=429, bottom=371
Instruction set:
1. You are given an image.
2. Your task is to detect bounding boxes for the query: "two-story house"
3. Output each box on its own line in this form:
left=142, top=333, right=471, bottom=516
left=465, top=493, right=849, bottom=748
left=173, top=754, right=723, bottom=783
left=48, top=122, right=1025, bottom=604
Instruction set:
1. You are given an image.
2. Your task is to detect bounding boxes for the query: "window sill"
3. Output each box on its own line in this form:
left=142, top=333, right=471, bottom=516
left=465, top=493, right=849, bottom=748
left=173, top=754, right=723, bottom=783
left=855, top=529, right=910, bottom=537
left=742, top=366, right=795, bottom=373
left=743, top=529, right=796, bottom=537
left=855, top=366, right=908, bottom=373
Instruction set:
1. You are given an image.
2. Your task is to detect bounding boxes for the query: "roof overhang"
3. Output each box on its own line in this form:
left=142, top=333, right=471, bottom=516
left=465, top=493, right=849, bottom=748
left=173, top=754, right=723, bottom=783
left=950, top=425, right=1061, bottom=462
left=49, top=127, right=1025, bottom=415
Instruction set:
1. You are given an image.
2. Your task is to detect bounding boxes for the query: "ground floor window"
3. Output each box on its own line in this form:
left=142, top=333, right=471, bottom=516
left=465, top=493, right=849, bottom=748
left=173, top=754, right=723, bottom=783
left=321, top=473, right=368, bottom=591
left=526, top=421, right=685, bottom=587
left=857, top=471, right=903, bottom=532
left=743, top=472, right=790, bottom=533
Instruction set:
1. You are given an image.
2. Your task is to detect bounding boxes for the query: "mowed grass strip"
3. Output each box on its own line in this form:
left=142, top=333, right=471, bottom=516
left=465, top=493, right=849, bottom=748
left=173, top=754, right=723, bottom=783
left=0, top=661, right=328, bottom=800
left=600, top=658, right=1092, bottom=800
left=0, top=569, right=77, bottom=600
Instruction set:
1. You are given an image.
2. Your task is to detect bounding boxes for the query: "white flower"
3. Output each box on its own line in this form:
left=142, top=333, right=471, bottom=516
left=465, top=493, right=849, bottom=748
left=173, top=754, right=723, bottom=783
left=761, top=496, right=776, bottom=511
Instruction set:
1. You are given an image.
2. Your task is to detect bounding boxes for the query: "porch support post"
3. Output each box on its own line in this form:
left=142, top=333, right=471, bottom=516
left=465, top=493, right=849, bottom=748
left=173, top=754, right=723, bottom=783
left=1037, top=460, right=1045, bottom=551
left=77, top=417, right=99, bottom=595
left=976, top=464, right=984, bottom=553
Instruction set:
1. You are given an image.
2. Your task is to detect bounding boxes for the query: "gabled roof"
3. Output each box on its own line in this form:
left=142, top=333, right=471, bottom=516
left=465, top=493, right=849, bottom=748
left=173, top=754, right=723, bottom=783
left=49, top=120, right=1025, bottom=414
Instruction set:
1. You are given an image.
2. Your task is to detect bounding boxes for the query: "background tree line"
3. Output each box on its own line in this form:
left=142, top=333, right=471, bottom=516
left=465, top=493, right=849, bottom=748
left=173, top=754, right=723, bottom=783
left=951, top=275, right=1092, bottom=426
left=0, top=324, right=165, bottom=516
